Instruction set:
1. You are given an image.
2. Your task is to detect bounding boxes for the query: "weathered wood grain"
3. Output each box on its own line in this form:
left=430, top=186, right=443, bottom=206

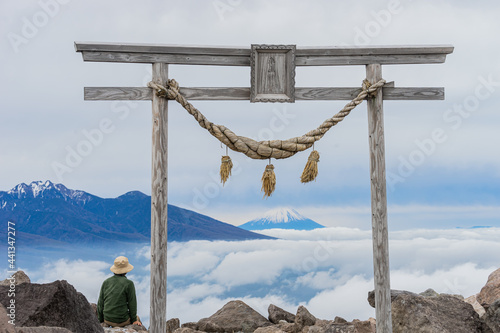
left=366, top=64, right=392, bottom=333
left=295, top=45, right=454, bottom=56
left=80, top=51, right=447, bottom=66
left=75, top=41, right=251, bottom=56
left=150, top=63, right=168, bottom=333
left=84, top=86, right=444, bottom=101
left=81, top=51, right=250, bottom=66
left=76, top=42, right=453, bottom=66
left=84, top=87, right=153, bottom=100
left=295, top=54, right=448, bottom=66
left=75, top=41, right=453, bottom=56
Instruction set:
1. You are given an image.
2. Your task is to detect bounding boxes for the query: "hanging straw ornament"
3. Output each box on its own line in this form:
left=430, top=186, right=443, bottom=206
left=261, top=162, right=276, bottom=198
left=220, top=146, right=233, bottom=186
left=220, top=156, right=233, bottom=185
left=301, top=150, right=320, bottom=183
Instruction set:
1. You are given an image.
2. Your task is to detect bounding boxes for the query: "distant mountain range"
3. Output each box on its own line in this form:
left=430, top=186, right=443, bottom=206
left=239, top=207, right=324, bottom=230
left=0, top=181, right=272, bottom=245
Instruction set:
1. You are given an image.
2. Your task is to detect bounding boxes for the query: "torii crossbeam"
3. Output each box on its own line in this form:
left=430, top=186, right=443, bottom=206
left=75, top=42, right=453, bottom=333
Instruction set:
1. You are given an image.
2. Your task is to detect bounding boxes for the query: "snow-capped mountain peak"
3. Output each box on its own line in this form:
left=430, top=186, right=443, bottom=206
left=5, top=180, right=92, bottom=204
left=260, top=207, right=306, bottom=224
left=239, top=207, right=325, bottom=231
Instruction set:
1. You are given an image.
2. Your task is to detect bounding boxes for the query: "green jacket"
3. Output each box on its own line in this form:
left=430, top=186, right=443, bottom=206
left=97, top=274, right=137, bottom=324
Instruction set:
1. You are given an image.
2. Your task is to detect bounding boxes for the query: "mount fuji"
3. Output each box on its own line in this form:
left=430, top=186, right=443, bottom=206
left=239, top=207, right=325, bottom=231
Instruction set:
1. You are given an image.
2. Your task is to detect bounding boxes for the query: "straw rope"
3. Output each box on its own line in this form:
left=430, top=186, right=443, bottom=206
left=148, top=78, right=386, bottom=160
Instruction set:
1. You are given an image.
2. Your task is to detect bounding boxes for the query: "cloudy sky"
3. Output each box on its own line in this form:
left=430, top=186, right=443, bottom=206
left=1, top=0, right=499, bottom=227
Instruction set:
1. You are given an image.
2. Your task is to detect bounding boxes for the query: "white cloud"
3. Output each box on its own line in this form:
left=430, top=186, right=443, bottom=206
left=24, top=226, right=500, bottom=327
left=34, top=259, right=110, bottom=303
left=306, top=274, right=375, bottom=321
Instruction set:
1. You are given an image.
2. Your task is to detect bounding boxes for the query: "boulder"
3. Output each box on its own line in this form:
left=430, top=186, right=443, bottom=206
left=90, top=303, right=98, bottom=318
left=254, top=320, right=298, bottom=333
left=295, top=306, right=316, bottom=329
left=254, top=326, right=287, bottom=333
left=103, top=326, right=146, bottom=333
left=419, top=288, right=439, bottom=297
left=0, top=280, right=103, bottom=333
left=0, top=270, right=31, bottom=285
left=277, top=321, right=297, bottom=333
left=167, top=318, right=180, bottom=333
left=352, top=319, right=376, bottom=333
left=478, top=268, right=500, bottom=310
left=465, top=294, right=486, bottom=317
left=268, top=304, right=295, bottom=324
left=181, top=322, right=198, bottom=330
left=391, top=292, right=490, bottom=333
left=483, top=299, right=500, bottom=333
left=196, top=300, right=272, bottom=333
left=302, top=318, right=375, bottom=333
left=367, top=289, right=419, bottom=308
left=0, top=304, right=15, bottom=333
left=173, top=328, right=205, bottom=333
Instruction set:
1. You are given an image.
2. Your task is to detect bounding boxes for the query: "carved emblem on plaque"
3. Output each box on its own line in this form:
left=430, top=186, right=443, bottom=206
left=250, top=44, right=296, bottom=103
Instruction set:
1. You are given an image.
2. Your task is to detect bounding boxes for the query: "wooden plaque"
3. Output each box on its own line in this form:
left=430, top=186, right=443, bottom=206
left=250, top=44, right=296, bottom=103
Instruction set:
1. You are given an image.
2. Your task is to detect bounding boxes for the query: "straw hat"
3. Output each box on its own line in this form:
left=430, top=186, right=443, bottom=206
left=110, top=256, right=134, bottom=274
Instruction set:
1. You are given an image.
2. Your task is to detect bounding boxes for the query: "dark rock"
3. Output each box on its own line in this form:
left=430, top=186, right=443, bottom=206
left=268, top=304, right=295, bottom=324
left=174, top=328, right=205, bottom=333
left=197, top=300, right=272, bottom=333
left=295, top=306, right=316, bottom=329
left=90, top=303, right=98, bottom=318
left=314, top=319, right=330, bottom=328
left=333, top=317, right=348, bottom=324
left=15, top=327, right=73, bottom=333
left=419, top=288, right=439, bottom=297
left=483, top=299, right=500, bottom=333
left=254, top=326, right=287, bottom=333
left=196, top=319, right=223, bottom=332
left=167, top=318, right=180, bottom=333
left=302, top=318, right=375, bottom=333
left=391, top=292, right=490, bottom=333
left=478, top=268, right=500, bottom=310
left=181, top=322, right=198, bottom=330
left=0, top=270, right=31, bottom=286
left=0, top=280, right=103, bottom=333
left=130, top=323, right=148, bottom=332
left=277, top=321, right=298, bottom=333
left=367, top=289, right=419, bottom=308
left=352, top=319, right=376, bottom=333
left=307, top=321, right=356, bottom=333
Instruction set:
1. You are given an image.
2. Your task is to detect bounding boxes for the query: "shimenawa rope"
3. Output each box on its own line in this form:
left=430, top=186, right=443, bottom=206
left=148, top=78, right=385, bottom=196
left=148, top=78, right=385, bottom=160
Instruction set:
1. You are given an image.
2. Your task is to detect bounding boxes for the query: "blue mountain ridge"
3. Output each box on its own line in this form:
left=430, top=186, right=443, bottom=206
left=0, top=181, right=272, bottom=245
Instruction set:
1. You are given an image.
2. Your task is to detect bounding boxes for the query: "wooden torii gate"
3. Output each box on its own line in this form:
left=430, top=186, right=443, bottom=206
left=75, top=42, right=453, bottom=333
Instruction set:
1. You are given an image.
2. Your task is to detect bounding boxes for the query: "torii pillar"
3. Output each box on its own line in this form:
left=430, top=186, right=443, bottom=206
left=150, top=63, right=168, bottom=333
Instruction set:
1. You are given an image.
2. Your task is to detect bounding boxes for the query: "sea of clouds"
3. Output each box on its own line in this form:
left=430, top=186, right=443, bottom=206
left=16, top=227, right=500, bottom=327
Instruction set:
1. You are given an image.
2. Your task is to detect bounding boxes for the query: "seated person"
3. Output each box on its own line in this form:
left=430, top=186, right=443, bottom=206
left=97, top=256, right=142, bottom=327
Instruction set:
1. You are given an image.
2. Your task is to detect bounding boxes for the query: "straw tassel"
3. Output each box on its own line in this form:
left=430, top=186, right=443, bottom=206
left=261, top=164, right=276, bottom=198
left=301, top=150, right=320, bottom=183
left=220, top=155, right=233, bottom=186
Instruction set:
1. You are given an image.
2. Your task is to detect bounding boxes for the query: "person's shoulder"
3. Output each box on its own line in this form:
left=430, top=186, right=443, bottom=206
left=103, top=275, right=117, bottom=284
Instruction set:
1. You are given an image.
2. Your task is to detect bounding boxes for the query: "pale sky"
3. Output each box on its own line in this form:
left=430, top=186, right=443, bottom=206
left=1, top=0, right=499, bottom=226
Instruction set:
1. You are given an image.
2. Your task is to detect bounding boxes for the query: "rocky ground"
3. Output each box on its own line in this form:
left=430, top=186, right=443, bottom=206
left=1, top=268, right=500, bottom=332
